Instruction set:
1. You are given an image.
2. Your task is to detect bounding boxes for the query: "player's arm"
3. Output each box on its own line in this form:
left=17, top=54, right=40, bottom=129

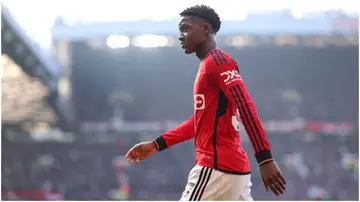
left=206, top=57, right=273, bottom=166
left=153, top=114, right=195, bottom=151
left=126, top=114, right=194, bottom=163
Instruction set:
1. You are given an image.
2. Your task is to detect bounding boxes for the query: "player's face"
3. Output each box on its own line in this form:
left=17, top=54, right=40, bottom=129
left=178, top=16, right=205, bottom=54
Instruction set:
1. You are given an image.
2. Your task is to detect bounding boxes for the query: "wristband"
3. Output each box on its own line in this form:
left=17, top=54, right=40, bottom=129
left=153, top=136, right=167, bottom=151
left=255, top=150, right=273, bottom=164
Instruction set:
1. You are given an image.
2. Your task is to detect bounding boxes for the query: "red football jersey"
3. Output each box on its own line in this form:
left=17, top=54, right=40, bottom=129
left=154, top=49, right=272, bottom=174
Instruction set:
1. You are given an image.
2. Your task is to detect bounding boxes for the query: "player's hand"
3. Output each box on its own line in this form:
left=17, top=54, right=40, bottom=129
left=125, top=141, right=158, bottom=163
left=259, top=160, right=286, bottom=196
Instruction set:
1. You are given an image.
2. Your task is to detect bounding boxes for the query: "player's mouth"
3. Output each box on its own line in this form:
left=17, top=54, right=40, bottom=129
left=181, top=42, right=186, bottom=49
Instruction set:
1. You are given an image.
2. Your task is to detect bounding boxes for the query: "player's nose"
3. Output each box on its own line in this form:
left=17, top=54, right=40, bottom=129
left=178, top=33, right=185, bottom=42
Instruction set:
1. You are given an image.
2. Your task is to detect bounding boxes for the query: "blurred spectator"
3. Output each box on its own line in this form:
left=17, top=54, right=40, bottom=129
left=1, top=132, right=358, bottom=200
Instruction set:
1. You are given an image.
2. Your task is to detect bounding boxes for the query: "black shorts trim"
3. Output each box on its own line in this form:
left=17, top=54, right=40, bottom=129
left=189, top=167, right=213, bottom=201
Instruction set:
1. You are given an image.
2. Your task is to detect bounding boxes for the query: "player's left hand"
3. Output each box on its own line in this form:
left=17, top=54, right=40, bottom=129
left=259, top=160, right=286, bottom=196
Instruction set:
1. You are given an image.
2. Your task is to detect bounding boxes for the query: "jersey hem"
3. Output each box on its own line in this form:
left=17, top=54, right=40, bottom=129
left=196, top=162, right=251, bottom=175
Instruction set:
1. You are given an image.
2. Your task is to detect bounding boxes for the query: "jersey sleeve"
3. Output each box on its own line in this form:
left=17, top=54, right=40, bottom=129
left=206, top=54, right=273, bottom=166
left=153, top=114, right=195, bottom=151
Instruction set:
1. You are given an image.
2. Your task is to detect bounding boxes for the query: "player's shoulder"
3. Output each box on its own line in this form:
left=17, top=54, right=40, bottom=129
left=204, top=49, right=237, bottom=71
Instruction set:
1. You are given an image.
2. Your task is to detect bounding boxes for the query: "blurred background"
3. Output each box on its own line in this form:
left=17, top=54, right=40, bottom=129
left=1, top=0, right=359, bottom=200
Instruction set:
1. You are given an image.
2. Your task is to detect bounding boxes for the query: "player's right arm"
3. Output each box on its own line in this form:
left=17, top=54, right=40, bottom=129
left=125, top=114, right=195, bottom=163
left=153, top=114, right=195, bottom=151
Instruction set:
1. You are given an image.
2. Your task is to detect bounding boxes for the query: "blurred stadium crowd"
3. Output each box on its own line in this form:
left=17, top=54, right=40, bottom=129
left=1, top=5, right=359, bottom=201
left=1, top=131, right=358, bottom=200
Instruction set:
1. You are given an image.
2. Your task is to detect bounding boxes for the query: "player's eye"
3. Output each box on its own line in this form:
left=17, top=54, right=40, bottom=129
left=179, top=26, right=187, bottom=33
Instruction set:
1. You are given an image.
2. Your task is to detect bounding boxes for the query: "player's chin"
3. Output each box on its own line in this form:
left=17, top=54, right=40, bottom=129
left=183, top=47, right=195, bottom=54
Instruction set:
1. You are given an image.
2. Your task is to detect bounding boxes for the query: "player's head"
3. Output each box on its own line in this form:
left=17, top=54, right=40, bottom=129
left=178, top=5, right=221, bottom=54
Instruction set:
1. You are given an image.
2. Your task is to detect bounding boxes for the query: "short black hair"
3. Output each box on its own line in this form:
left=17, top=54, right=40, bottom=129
left=180, top=5, right=221, bottom=34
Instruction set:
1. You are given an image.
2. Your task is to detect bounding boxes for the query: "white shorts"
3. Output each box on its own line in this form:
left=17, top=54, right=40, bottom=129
left=180, top=165, right=253, bottom=201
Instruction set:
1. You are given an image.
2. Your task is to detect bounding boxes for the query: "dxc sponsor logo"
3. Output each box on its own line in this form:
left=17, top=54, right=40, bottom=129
left=220, top=70, right=242, bottom=85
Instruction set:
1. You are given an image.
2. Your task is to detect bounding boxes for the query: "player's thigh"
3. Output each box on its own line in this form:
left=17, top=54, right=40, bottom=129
left=180, top=165, right=217, bottom=201
left=180, top=166, right=253, bottom=201
left=216, top=174, right=253, bottom=201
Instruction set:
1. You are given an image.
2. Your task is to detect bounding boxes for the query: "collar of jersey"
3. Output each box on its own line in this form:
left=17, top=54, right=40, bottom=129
left=202, top=48, right=220, bottom=61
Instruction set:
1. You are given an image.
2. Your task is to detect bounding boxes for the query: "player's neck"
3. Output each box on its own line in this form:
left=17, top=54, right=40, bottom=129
left=196, top=37, right=218, bottom=61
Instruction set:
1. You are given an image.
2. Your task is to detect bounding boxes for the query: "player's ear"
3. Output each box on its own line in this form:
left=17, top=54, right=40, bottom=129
left=202, top=23, right=212, bottom=35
